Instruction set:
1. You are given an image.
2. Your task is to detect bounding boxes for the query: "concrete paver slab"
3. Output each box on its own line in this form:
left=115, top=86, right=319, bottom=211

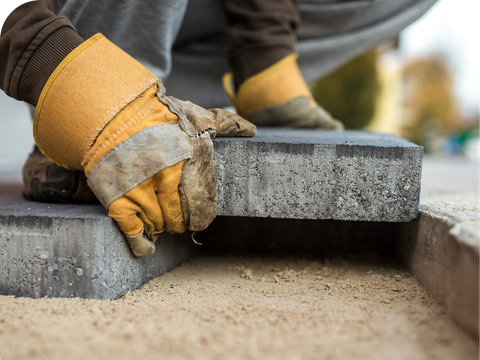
left=396, top=191, right=479, bottom=338
left=0, top=186, right=199, bottom=300
left=214, top=128, right=422, bottom=222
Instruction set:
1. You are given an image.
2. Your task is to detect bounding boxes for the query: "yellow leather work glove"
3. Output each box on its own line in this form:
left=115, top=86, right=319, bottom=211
left=34, top=34, right=256, bottom=257
left=223, top=54, right=343, bottom=130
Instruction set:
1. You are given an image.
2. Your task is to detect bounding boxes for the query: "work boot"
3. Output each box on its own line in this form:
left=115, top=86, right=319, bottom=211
left=223, top=53, right=343, bottom=130
left=22, top=146, right=99, bottom=203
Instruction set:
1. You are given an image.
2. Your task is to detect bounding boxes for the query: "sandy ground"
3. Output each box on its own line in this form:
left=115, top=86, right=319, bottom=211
left=0, top=253, right=477, bottom=360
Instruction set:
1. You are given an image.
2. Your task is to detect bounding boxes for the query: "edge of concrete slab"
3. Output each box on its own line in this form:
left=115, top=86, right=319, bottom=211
left=213, top=129, right=423, bottom=222
left=0, top=186, right=200, bottom=300
left=395, top=191, right=479, bottom=339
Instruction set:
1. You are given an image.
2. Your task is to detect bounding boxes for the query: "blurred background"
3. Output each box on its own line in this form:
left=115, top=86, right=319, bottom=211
left=312, top=0, right=478, bottom=155
left=0, top=0, right=478, bottom=194
left=310, top=0, right=479, bottom=194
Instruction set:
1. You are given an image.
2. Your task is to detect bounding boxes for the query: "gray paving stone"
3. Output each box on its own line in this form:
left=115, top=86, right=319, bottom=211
left=395, top=191, right=479, bottom=338
left=213, top=128, right=422, bottom=222
left=0, top=185, right=199, bottom=300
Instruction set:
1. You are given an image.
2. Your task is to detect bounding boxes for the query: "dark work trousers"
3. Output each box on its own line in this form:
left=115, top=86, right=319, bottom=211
left=0, top=0, right=437, bottom=109
left=222, top=0, right=300, bottom=87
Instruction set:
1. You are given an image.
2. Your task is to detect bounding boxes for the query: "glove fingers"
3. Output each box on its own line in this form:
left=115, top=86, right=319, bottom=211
left=165, top=96, right=256, bottom=138
left=313, top=105, right=344, bottom=130
left=108, top=179, right=165, bottom=236
left=109, top=178, right=173, bottom=257
left=129, top=179, right=166, bottom=233
left=125, top=231, right=155, bottom=257
left=153, top=160, right=187, bottom=233
left=208, top=108, right=257, bottom=137
left=108, top=196, right=146, bottom=237
left=108, top=197, right=155, bottom=257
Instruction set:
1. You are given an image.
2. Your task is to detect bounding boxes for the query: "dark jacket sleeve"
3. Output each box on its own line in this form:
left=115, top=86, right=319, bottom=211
left=0, top=0, right=83, bottom=106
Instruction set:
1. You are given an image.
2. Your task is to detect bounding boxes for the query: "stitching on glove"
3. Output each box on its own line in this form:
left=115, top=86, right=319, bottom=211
left=193, top=130, right=209, bottom=138
left=82, top=77, right=157, bottom=158
left=86, top=98, right=157, bottom=166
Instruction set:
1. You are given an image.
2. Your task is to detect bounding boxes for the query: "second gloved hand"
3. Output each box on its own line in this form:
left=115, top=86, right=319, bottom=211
left=33, top=34, right=256, bottom=257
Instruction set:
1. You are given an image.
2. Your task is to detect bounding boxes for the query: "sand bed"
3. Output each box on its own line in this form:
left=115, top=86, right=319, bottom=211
left=0, top=253, right=477, bottom=359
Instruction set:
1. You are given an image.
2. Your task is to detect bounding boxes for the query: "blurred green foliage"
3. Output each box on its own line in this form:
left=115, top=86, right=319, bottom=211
left=310, top=49, right=380, bottom=130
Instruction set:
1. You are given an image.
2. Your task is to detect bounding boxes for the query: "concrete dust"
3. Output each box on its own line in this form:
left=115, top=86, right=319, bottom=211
left=0, top=253, right=477, bottom=360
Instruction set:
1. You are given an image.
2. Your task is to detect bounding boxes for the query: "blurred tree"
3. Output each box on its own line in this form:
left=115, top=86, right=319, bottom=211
left=402, top=55, right=458, bottom=149
left=310, top=49, right=380, bottom=130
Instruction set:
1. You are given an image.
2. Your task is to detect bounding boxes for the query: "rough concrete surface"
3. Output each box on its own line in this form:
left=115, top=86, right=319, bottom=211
left=396, top=191, right=479, bottom=338
left=213, top=128, right=422, bottom=222
left=0, top=185, right=199, bottom=300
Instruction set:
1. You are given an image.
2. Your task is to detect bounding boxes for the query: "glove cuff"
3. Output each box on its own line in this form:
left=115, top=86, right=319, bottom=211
left=33, top=33, right=158, bottom=169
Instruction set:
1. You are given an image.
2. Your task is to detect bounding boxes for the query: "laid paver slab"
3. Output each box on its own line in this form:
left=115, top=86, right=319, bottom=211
left=0, top=185, right=199, bottom=300
left=396, top=191, right=479, bottom=338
